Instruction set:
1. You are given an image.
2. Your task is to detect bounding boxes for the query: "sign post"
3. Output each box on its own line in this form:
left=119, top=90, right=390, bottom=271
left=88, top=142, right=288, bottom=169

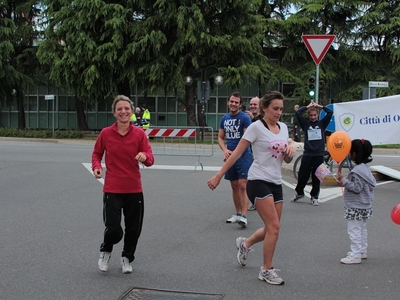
left=367, top=81, right=389, bottom=99
left=45, top=95, right=55, bottom=137
left=302, top=35, right=335, bottom=104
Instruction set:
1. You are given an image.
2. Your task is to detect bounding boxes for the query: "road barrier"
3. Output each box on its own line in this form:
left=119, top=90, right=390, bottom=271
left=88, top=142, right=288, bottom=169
left=145, top=126, right=215, bottom=171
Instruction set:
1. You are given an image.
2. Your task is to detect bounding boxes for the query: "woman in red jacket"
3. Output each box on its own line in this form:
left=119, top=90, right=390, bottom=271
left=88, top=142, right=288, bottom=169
left=92, top=95, right=154, bottom=274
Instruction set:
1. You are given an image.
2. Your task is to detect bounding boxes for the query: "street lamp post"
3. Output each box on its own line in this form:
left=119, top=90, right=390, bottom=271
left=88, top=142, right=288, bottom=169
left=185, top=66, right=223, bottom=142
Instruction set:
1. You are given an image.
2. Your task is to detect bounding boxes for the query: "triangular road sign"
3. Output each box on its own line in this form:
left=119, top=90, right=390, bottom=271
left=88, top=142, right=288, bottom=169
left=302, top=35, right=335, bottom=65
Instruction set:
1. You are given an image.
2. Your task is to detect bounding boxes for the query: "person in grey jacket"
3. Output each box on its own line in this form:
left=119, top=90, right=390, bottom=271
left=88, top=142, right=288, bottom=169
left=337, top=139, right=376, bottom=265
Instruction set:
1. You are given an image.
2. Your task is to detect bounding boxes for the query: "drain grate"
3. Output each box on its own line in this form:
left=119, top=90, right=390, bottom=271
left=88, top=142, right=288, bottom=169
left=120, top=287, right=224, bottom=300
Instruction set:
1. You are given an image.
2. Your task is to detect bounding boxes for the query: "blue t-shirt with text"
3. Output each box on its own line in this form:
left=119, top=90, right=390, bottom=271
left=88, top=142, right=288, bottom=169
left=219, top=111, right=252, bottom=153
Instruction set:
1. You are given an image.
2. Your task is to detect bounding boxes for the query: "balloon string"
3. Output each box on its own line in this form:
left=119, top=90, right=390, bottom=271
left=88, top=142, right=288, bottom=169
left=336, top=164, right=344, bottom=195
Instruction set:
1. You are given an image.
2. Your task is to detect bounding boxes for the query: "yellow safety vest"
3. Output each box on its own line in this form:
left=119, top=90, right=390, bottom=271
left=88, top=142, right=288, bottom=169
left=142, top=109, right=151, bottom=129
left=130, top=114, right=138, bottom=126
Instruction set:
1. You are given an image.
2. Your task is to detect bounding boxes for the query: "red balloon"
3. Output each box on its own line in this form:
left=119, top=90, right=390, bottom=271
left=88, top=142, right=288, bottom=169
left=391, top=204, right=400, bottom=225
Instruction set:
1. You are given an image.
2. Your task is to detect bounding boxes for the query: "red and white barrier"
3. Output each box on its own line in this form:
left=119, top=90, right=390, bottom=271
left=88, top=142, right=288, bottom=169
left=145, top=128, right=196, bottom=138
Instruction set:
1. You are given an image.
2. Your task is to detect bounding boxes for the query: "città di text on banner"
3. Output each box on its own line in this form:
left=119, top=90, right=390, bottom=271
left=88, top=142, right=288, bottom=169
left=333, top=94, right=400, bottom=145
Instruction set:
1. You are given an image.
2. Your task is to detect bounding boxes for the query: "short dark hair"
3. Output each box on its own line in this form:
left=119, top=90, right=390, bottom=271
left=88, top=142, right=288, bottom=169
left=228, top=92, right=242, bottom=103
left=351, top=139, right=373, bottom=164
left=260, top=91, right=284, bottom=109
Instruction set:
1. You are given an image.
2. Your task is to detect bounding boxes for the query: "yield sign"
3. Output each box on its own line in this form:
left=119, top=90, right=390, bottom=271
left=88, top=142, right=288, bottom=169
left=302, top=35, right=335, bottom=65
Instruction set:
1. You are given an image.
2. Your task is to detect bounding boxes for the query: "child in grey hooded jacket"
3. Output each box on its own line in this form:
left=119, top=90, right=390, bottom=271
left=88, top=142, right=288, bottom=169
left=337, top=139, right=376, bottom=264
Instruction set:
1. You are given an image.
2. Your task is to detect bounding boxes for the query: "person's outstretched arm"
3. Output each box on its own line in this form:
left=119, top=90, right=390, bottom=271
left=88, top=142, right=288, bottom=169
left=207, top=138, right=251, bottom=190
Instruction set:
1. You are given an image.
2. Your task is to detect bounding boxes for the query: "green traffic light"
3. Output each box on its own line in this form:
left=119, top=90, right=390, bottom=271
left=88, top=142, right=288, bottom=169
left=308, top=75, right=316, bottom=98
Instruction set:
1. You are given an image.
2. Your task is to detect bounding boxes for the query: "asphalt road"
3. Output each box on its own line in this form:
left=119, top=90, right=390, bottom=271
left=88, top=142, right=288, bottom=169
left=1, top=138, right=400, bottom=300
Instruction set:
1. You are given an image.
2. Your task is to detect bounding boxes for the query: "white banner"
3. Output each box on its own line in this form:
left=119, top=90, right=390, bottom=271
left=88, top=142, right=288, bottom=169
left=333, top=95, right=400, bottom=145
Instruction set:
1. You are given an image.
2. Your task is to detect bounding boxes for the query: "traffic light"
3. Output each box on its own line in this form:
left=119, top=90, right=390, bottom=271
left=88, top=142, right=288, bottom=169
left=308, top=75, right=316, bottom=98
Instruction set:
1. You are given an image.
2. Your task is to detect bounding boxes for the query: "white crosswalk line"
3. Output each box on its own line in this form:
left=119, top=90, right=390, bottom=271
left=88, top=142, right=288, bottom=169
left=82, top=163, right=104, bottom=185
left=82, top=163, right=394, bottom=200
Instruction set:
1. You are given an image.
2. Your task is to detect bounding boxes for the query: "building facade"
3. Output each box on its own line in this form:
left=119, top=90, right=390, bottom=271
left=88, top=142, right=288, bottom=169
left=0, top=82, right=299, bottom=131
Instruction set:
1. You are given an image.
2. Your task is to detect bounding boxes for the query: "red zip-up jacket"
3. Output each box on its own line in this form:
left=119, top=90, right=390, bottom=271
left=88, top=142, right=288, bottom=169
left=92, top=122, right=154, bottom=193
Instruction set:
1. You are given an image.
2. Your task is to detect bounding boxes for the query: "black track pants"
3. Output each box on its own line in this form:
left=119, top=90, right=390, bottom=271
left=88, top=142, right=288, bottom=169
left=100, top=193, right=144, bottom=262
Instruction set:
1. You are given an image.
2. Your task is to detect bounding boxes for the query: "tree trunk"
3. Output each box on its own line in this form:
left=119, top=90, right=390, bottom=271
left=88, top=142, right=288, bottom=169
left=117, top=79, right=131, bottom=98
left=75, top=96, right=89, bottom=130
left=185, top=84, right=197, bottom=126
left=258, top=77, right=267, bottom=97
left=16, top=89, right=26, bottom=129
left=320, top=87, right=328, bottom=106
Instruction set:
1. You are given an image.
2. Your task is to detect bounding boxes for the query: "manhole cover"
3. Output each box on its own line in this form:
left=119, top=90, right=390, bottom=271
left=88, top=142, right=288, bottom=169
left=120, top=287, right=224, bottom=300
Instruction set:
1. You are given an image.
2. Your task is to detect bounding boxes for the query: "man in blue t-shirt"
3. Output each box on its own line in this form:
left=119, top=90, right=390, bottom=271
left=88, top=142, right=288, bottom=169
left=218, top=92, right=252, bottom=227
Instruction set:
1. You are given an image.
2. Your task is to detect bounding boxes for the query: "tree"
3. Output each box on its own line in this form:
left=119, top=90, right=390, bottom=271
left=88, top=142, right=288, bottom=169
left=7, top=0, right=400, bottom=132
left=357, top=0, right=400, bottom=97
left=38, top=0, right=139, bottom=130
left=0, top=2, right=14, bottom=104
left=259, top=1, right=373, bottom=104
left=122, top=0, right=270, bottom=126
left=0, top=0, right=42, bottom=129
left=254, top=0, right=299, bottom=96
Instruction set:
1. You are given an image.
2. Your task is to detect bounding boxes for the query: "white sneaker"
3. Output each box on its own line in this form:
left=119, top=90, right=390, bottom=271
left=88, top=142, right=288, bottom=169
left=248, top=203, right=256, bottom=211
left=235, top=237, right=252, bottom=266
left=258, top=267, right=284, bottom=285
left=238, top=215, right=248, bottom=228
left=311, top=197, right=319, bottom=206
left=340, top=254, right=361, bottom=264
left=347, top=251, right=367, bottom=259
left=121, top=257, right=133, bottom=274
left=98, top=252, right=111, bottom=272
left=290, top=193, right=304, bottom=202
left=226, top=214, right=239, bottom=223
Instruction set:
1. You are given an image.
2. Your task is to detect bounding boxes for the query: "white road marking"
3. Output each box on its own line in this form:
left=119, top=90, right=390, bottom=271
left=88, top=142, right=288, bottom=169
left=282, top=179, right=395, bottom=202
left=82, top=163, right=104, bottom=185
left=140, top=164, right=221, bottom=171
left=82, top=163, right=221, bottom=173
left=281, top=180, right=343, bottom=202
left=82, top=163, right=395, bottom=201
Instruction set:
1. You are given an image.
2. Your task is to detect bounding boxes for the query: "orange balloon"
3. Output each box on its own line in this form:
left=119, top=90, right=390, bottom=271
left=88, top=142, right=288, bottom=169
left=327, top=131, right=351, bottom=163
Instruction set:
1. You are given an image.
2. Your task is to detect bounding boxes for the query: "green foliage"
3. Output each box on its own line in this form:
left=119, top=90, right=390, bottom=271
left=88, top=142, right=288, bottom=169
left=4, top=0, right=400, bottom=126
left=123, top=0, right=269, bottom=90
left=0, top=0, right=45, bottom=129
left=375, top=144, right=400, bottom=149
left=0, top=127, right=52, bottom=138
left=54, top=129, right=85, bottom=139
left=38, top=0, right=133, bottom=100
left=266, top=0, right=400, bottom=104
left=0, top=127, right=84, bottom=139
